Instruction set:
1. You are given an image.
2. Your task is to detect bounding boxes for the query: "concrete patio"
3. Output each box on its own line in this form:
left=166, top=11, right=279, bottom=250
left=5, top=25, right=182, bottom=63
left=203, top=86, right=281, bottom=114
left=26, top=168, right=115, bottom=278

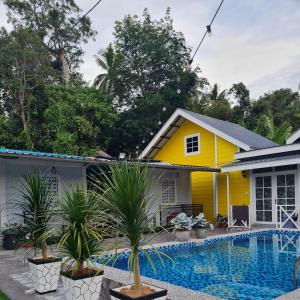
left=0, top=229, right=231, bottom=300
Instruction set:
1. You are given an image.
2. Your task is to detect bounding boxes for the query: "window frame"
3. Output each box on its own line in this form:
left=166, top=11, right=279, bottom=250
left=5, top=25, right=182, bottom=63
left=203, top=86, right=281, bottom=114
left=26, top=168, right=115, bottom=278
left=184, top=133, right=200, bottom=156
left=161, top=178, right=177, bottom=205
left=45, top=174, right=61, bottom=198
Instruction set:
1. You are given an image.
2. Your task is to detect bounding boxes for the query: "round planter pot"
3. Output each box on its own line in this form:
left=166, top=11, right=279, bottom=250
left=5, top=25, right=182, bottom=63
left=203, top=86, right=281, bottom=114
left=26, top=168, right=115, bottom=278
left=110, top=283, right=168, bottom=300
left=175, top=230, right=190, bottom=242
left=3, top=233, right=18, bottom=250
left=61, top=270, right=104, bottom=300
left=194, top=228, right=208, bottom=239
left=28, top=257, right=62, bottom=294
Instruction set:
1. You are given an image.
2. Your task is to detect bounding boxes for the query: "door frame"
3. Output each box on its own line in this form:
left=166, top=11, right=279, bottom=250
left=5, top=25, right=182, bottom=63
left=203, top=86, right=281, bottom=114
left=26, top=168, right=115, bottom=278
left=252, top=170, right=298, bottom=225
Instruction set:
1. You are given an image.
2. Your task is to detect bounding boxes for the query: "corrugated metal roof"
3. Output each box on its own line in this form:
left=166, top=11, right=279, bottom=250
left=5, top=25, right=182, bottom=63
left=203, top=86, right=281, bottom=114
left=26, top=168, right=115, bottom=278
left=181, top=109, right=278, bottom=150
left=0, top=148, right=218, bottom=172
left=221, top=153, right=300, bottom=171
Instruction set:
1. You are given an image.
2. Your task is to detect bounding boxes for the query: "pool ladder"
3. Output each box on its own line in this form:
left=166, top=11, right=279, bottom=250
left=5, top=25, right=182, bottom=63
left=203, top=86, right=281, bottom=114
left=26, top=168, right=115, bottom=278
left=294, top=257, right=300, bottom=289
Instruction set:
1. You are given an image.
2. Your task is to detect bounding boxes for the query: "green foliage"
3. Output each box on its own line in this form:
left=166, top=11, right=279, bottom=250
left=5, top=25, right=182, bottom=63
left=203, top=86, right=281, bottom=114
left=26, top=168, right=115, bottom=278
left=0, top=290, right=10, bottom=300
left=255, top=114, right=274, bottom=139
left=0, top=28, right=55, bottom=149
left=41, top=85, right=117, bottom=155
left=16, top=173, right=55, bottom=259
left=93, top=44, right=115, bottom=92
left=93, top=162, right=168, bottom=292
left=4, top=0, right=96, bottom=84
left=104, top=8, right=203, bottom=156
left=57, top=187, right=102, bottom=272
left=273, top=121, right=293, bottom=144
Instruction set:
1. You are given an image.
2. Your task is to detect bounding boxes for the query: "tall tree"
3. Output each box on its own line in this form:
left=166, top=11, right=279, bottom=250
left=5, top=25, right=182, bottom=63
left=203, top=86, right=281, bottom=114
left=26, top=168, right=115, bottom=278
left=106, top=9, right=203, bottom=156
left=252, top=89, right=300, bottom=130
left=4, top=0, right=96, bottom=84
left=93, top=44, right=115, bottom=92
left=0, top=28, right=54, bottom=149
left=207, top=83, right=227, bottom=102
left=41, top=85, right=117, bottom=155
left=230, top=82, right=251, bottom=126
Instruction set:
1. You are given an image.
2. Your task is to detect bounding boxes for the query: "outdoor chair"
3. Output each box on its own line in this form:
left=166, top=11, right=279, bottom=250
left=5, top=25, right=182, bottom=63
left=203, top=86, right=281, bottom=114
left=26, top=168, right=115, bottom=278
left=228, top=205, right=250, bottom=229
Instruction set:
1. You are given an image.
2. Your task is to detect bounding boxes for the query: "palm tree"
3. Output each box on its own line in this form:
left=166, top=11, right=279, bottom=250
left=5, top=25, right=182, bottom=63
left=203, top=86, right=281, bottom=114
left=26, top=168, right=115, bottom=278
left=93, top=162, right=167, bottom=297
left=207, top=83, right=227, bottom=102
left=93, top=44, right=115, bottom=91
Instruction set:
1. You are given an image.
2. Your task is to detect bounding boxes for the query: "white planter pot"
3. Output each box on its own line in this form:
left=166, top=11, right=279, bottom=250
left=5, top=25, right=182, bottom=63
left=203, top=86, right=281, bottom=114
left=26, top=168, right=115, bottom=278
left=175, top=230, right=190, bottom=242
left=61, top=270, right=104, bottom=300
left=194, top=228, right=208, bottom=239
left=110, top=283, right=168, bottom=300
left=28, top=257, right=62, bottom=294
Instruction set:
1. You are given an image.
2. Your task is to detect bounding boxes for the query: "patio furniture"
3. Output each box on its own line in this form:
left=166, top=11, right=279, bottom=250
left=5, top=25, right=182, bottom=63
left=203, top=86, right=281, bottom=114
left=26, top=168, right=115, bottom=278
left=228, top=205, right=250, bottom=229
left=160, top=204, right=203, bottom=226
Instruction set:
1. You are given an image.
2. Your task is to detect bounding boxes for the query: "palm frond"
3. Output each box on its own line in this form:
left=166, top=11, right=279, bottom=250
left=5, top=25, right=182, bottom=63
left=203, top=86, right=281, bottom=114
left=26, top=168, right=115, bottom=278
left=16, top=172, right=55, bottom=259
left=57, top=187, right=103, bottom=272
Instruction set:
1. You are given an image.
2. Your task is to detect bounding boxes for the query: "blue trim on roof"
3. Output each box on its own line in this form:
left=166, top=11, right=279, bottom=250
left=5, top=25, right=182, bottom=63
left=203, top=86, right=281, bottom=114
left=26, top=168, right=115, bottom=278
left=0, top=148, right=85, bottom=160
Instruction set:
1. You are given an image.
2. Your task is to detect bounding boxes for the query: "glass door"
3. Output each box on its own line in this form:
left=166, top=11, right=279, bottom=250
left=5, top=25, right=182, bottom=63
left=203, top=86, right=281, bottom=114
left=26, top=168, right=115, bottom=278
left=255, top=175, right=273, bottom=223
left=276, top=173, right=296, bottom=222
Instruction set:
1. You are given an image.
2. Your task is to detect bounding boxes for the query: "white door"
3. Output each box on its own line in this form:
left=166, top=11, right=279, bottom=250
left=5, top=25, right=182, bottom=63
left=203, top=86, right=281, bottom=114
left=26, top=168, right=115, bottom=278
left=255, top=175, right=273, bottom=223
left=276, top=173, right=296, bottom=222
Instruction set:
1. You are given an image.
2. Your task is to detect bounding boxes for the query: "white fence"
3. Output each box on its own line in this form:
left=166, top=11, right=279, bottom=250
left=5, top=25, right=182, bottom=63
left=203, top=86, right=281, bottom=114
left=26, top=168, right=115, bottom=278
left=276, top=205, right=300, bottom=229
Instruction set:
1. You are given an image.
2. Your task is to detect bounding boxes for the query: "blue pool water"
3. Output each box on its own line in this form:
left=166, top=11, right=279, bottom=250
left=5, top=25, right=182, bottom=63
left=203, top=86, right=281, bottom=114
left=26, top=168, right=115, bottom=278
left=97, top=231, right=300, bottom=300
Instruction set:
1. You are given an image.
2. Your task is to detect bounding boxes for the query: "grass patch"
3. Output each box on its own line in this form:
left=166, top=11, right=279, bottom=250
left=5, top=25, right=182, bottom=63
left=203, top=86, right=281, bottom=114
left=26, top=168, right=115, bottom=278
left=0, top=290, right=10, bottom=300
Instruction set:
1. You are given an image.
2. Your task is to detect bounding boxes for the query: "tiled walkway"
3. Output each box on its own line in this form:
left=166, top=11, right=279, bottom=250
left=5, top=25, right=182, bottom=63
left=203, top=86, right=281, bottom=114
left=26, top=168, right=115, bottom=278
left=0, top=228, right=234, bottom=300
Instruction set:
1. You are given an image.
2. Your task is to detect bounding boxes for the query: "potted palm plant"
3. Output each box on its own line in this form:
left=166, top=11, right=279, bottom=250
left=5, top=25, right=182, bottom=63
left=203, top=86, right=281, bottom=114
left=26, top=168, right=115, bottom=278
left=17, top=173, right=62, bottom=294
left=193, top=213, right=214, bottom=239
left=94, top=162, right=168, bottom=300
left=58, top=187, right=104, bottom=300
left=170, top=212, right=194, bottom=242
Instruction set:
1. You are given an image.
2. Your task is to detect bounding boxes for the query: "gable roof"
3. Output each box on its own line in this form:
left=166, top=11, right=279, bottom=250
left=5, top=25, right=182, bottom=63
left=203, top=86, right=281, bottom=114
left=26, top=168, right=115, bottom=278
left=286, top=129, right=300, bottom=144
left=140, top=108, right=277, bottom=159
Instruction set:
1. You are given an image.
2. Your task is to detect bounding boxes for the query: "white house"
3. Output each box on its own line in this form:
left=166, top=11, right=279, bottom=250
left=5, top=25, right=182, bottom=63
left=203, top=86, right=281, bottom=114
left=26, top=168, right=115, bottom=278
left=0, top=149, right=216, bottom=228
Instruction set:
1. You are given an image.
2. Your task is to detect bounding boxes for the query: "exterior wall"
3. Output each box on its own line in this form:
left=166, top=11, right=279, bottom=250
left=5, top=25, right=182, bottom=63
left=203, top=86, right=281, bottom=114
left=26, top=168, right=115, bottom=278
left=154, top=120, right=215, bottom=221
left=154, top=120, right=250, bottom=221
left=217, top=137, right=250, bottom=216
left=149, top=168, right=192, bottom=226
left=0, top=158, right=86, bottom=227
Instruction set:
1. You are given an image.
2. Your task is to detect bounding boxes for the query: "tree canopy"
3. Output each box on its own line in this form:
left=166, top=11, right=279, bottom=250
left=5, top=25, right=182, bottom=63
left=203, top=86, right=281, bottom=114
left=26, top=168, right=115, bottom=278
left=0, top=3, right=299, bottom=158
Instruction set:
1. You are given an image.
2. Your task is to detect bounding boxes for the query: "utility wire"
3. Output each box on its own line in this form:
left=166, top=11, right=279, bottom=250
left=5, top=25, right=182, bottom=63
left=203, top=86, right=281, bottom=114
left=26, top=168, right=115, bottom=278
left=69, top=0, right=104, bottom=33
left=190, top=0, right=225, bottom=64
left=47, top=0, right=104, bottom=47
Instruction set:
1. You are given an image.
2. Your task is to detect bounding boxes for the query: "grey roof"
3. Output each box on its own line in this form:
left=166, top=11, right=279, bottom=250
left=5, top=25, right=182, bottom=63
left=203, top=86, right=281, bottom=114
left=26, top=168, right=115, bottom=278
left=181, top=109, right=278, bottom=150
left=222, top=153, right=300, bottom=171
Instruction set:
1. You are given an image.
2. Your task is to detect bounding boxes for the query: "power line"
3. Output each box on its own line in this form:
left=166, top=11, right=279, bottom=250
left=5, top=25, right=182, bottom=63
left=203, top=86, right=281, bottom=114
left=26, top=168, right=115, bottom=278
left=189, top=0, right=225, bottom=64
left=47, top=0, right=104, bottom=47
left=69, top=0, right=104, bottom=33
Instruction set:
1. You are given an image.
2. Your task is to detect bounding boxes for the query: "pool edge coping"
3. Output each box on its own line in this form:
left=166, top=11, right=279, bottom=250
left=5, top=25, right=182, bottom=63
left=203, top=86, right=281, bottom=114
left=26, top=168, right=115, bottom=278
left=96, top=228, right=300, bottom=300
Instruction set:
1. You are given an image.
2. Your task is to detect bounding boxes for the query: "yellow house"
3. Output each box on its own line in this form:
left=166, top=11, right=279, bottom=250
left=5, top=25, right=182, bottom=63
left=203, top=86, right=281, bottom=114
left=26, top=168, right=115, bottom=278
left=140, top=108, right=277, bottom=224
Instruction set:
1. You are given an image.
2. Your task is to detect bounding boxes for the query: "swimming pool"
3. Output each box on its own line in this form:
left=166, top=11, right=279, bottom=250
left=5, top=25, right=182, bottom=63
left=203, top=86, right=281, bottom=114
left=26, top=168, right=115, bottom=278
left=97, top=230, right=300, bottom=300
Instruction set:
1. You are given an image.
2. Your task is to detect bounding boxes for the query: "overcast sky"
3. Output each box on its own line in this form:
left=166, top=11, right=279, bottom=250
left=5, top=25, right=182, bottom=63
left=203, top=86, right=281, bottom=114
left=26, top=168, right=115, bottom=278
left=1, top=0, right=299, bottom=99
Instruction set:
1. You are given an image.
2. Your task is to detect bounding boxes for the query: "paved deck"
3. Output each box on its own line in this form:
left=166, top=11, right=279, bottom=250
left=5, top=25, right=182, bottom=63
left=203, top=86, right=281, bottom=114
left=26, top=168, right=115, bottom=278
left=0, top=229, right=231, bottom=300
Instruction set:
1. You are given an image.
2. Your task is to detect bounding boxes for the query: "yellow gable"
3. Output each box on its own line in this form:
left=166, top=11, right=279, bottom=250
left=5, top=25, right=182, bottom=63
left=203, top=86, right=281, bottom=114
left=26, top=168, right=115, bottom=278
left=153, top=118, right=250, bottom=222
left=154, top=120, right=215, bottom=167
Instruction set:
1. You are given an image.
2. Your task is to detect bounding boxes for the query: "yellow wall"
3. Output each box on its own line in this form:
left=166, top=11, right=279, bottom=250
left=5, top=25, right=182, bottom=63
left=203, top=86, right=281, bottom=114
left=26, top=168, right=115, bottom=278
left=154, top=119, right=250, bottom=221
left=216, top=137, right=250, bottom=215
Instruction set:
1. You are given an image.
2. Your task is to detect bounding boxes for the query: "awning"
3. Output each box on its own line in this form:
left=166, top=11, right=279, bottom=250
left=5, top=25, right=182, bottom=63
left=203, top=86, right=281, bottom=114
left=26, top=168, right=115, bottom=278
left=221, top=154, right=300, bottom=172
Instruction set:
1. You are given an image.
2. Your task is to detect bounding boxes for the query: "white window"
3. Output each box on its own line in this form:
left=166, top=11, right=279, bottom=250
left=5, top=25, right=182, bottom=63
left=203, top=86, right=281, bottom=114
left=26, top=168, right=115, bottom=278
left=161, top=179, right=176, bottom=204
left=45, top=175, right=60, bottom=198
left=184, top=133, right=200, bottom=156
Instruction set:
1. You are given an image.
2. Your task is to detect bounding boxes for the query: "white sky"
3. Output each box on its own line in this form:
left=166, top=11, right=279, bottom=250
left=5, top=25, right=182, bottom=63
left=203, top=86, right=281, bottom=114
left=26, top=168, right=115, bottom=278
left=1, top=0, right=300, bottom=99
